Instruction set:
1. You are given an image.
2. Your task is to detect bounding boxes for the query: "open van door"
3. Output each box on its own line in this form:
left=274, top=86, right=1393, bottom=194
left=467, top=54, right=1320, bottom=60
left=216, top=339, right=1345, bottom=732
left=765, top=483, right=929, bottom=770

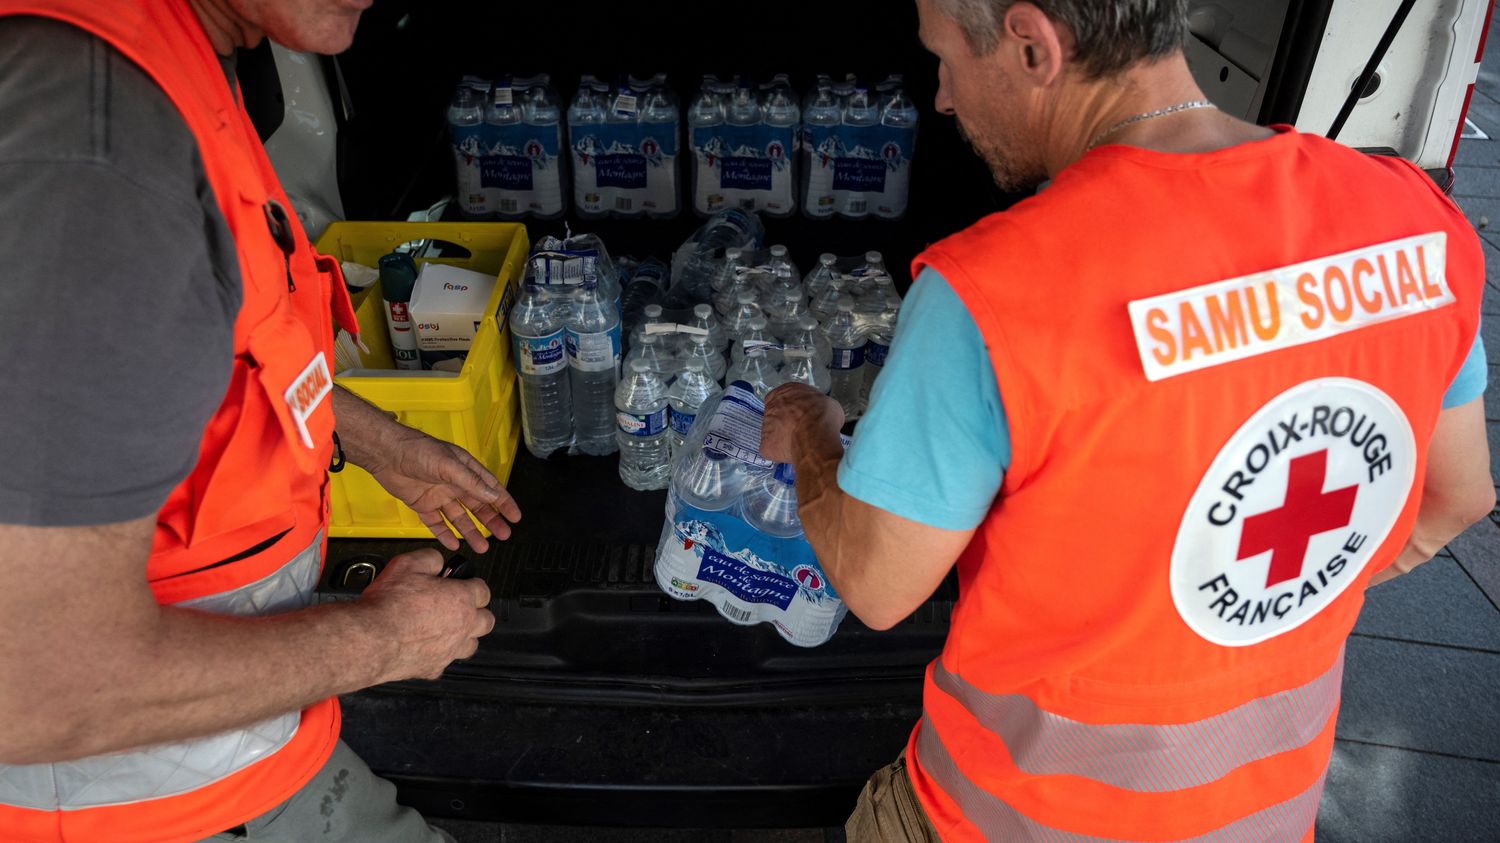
left=1186, top=0, right=1494, bottom=188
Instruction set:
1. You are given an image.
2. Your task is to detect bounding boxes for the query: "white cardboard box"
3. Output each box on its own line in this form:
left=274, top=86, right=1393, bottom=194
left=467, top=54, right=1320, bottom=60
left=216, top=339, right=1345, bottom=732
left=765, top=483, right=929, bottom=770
left=408, top=263, right=497, bottom=352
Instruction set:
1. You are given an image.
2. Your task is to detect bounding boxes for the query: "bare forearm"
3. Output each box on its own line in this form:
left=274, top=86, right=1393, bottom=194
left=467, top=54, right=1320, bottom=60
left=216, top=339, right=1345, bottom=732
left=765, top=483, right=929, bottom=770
left=3, top=601, right=391, bottom=764
left=792, top=438, right=857, bottom=593
left=1372, top=502, right=1490, bottom=585
left=332, top=384, right=403, bottom=471
left=1370, top=400, right=1494, bottom=586
left=762, top=384, right=973, bottom=630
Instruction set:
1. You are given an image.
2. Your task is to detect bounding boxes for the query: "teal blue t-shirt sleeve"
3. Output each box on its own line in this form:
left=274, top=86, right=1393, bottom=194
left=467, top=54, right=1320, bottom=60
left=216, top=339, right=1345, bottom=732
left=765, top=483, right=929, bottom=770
left=1442, top=333, right=1487, bottom=409
left=837, top=267, right=1010, bottom=531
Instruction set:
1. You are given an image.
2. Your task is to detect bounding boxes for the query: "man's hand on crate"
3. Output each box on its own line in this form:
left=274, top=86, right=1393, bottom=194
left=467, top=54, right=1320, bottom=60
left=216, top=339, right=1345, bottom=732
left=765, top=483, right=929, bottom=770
left=331, top=386, right=521, bottom=553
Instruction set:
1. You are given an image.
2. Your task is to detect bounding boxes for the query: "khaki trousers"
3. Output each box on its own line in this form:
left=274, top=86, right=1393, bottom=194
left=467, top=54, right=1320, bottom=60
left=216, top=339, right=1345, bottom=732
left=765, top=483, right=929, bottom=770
left=845, top=755, right=942, bottom=843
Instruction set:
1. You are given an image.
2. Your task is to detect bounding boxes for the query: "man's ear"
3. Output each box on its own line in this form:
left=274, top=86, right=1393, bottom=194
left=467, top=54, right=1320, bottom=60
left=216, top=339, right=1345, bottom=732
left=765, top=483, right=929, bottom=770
left=1001, top=2, right=1068, bottom=87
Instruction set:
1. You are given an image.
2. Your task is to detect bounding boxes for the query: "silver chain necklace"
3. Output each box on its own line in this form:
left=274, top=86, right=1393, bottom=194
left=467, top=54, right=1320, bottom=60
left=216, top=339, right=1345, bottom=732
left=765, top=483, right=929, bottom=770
left=1086, top=99, right=1217, bottom=151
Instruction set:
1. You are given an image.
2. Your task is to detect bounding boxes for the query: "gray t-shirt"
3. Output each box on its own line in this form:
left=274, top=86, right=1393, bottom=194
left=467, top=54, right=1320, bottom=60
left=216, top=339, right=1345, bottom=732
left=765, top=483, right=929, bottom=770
left=0, top=17, right=243, bottom=527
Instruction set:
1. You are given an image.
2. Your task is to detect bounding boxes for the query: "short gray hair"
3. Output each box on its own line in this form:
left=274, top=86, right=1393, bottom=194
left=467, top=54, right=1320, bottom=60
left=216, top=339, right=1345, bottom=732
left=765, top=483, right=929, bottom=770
left=934, top=0, right=1189, bottom=78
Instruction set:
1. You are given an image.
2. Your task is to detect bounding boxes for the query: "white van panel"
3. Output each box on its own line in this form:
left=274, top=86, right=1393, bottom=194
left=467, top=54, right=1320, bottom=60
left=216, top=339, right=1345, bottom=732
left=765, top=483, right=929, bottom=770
left=1295, top=0, right=1487, bottom=168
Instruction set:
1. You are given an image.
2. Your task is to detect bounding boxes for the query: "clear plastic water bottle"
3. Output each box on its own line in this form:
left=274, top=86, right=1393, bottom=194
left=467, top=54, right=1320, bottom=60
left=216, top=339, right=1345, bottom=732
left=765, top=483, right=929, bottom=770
left=822, top=298, right=865, bottom=417
left=840, top=84, right=879, bottom=220
left=596, top=262, right=624, bottom=318
left=726, top=349, right=787, bottom=399
left=675, top=446, right=743, bottom=512
left=810, top=275, right=847, bottom=323
left=565, top=276, right=621, bottom=455
left=862, top=294, right=902, bottom=410
left=696, top=209, right=764, bottom=255
left=858, top=273, right=899, bottom=309
left=727, top=78, right=761, bottom=127
left=671, top=210, right=766, bottom=306
left=607, top=79, right=643, bottom=218
left=714, top=268, right=761, bottom=320
left=739, top=463, right=803, bottom=538
left=781, top=345, right=830, bottom=394
left=853, top=251, right=889, bottom=295
left=765, top=284, right=810, bottom=341
left=485, top=79, right=524, bottom=219
left=765, top=244, right=799, bottom=286
left=801, top=82, right=842, bottom=220
left=724, top=290, right=764, bottom=346
left=511, top=283, right=573, bottom=458
left=876, top=85, right=919, bottom=220
left=667, top=359, right=720, bottom=457
left=629, top=302, right=669, bottom=352
left=622, top=263, right=667, bottom=341
left=805, top=253, right=840, bottom=298
left=448, top=86, right=489, bottom=218
left=615, top=359, right=671, bottom=490
left=786, top=314, right=833, bottom=367
left=711, top=247, right=749, bottom=302
left=568, top=79, right=607, bottom=219
left=844, top=83, right=879, bottom=126
left=732, top=315, right=782, bottom=368
left=641, top=81, right=681, bottom=220
left=717, top=77, right=760, bottom=216
left=683, top=330, right=728, bottom=384
left=624, top=331, right=675, bottom=384
left=690, top=303, right=730, bottom=354
left=763, top=81, right=800, bottom=217
left=689, top=77, right=723, bottom=125
left=689, top=78, right=725, bottom=216
left=523, top=81, right=568, bottom=220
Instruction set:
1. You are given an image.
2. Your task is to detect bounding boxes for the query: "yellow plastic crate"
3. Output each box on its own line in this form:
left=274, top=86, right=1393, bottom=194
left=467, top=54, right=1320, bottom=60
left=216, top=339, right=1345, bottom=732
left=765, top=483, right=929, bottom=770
left=316, top=221, right=530, bottom=539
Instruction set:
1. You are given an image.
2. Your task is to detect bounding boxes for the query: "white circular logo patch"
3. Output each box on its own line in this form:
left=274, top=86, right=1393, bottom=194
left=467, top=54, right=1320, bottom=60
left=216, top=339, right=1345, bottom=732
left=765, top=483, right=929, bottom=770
left=1171, top=378, right=1416, bottom=647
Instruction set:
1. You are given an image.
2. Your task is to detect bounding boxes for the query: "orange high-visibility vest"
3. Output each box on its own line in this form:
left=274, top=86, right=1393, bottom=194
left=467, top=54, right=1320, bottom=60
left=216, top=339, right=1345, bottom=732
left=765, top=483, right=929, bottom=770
left=907, top=130, right=1482, bottom=841
left=0, top=2, right=360, bottom=841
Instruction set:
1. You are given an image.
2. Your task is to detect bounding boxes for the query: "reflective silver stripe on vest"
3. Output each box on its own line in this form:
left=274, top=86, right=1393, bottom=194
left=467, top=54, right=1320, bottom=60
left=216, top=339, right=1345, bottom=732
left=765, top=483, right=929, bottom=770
left=916, top=714, right=1328, bottom=842
left=930, top=650, right=1343, bottom=793
left=0, top=533, right=322, bottom=811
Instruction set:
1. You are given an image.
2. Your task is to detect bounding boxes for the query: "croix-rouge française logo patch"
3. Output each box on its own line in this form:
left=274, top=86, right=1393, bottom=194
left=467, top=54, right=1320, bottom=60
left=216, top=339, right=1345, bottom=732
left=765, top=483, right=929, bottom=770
left=1170, top=379, right=1416, bottom=646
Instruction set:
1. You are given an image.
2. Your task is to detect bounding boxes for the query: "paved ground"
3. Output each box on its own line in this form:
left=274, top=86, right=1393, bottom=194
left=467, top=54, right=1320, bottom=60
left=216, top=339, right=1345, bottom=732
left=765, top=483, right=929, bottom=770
left=432, top=24, right=1500, bottom=843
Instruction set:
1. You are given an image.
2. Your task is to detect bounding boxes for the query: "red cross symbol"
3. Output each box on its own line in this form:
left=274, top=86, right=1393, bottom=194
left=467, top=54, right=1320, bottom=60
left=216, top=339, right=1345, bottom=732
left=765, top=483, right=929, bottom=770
left=1237, top=450, right=1358, bottom=588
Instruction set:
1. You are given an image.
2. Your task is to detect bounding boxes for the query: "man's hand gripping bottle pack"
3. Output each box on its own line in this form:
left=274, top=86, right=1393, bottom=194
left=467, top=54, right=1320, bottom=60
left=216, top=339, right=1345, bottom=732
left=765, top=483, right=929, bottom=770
left=654, top=382, right=849, bottom=647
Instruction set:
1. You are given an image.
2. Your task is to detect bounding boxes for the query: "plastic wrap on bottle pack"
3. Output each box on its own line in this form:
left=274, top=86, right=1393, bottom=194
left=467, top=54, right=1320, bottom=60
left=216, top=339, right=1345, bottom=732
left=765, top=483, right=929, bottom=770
left=654, top=382, right=850, bottom=647
left=568, top=74, right=681, bottom=220
left=689, top=74, right=799, bottom=218
left=800, top=74, right=918, bottom=221
left=476, top=75, right=568, bottom=220
left=666, top=209, right=766, bottom=309
left=522, top=234, right=626, bottom=455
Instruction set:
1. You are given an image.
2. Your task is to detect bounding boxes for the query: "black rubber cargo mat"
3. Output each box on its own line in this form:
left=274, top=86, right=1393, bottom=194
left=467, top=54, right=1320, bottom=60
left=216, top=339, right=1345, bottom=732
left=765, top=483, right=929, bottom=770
left=324, top=449, right=952, bottom=826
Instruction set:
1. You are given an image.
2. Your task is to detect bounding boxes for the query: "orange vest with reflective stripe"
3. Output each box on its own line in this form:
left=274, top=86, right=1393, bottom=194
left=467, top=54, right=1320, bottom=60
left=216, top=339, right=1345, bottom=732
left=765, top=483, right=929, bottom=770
left=0, top=2, right=359, bottom=840
left=907, top=130, right=1482, bottom=841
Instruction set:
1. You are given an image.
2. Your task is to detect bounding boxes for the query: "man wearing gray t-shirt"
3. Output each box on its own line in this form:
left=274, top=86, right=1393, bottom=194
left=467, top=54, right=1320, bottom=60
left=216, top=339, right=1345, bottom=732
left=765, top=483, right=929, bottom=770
left=0, top=2, right=513, bottom=841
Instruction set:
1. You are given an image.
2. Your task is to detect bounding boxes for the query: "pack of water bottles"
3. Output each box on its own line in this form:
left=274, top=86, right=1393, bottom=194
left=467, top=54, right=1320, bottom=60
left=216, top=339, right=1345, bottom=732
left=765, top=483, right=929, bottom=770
left=702, top=248, right=903, bottom=421
left=801, top=75, right=919, bottom=221
left=666, top=209, right=767, bottom=309
left=654, top=382, right=848, bottom=647
left=448, top=76, right=568, bottom=220
left=688, top=75, right=800, bottom=218
left=510, top=234, right=625, bottom=460
left=568, top=75, right=682, bottom=219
